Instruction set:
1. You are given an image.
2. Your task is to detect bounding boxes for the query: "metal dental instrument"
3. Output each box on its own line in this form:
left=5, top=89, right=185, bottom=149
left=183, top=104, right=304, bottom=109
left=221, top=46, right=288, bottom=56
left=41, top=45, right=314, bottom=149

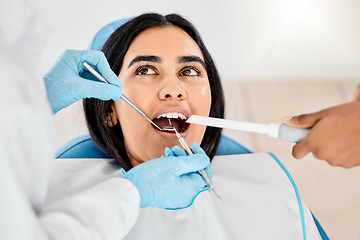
left=168, top=119, right=222, bottom=200
left=186, top=115, right=311, bottom=143
left=82, top=62, right=174, bottom=132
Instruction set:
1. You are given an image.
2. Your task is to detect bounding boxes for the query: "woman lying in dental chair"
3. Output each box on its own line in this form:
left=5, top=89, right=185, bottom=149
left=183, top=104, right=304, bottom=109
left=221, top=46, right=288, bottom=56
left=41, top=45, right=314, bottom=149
left=48, top=13, right=327, bottom=239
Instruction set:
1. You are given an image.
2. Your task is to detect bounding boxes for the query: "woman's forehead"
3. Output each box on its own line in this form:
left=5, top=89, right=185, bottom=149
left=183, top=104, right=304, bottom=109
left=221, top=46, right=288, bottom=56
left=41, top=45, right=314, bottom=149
left=124, top=26, right=204, bottom=63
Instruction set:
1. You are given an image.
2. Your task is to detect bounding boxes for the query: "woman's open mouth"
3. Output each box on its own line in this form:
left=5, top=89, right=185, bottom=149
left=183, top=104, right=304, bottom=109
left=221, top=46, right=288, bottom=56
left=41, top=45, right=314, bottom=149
left=152, top=112, right=190, bottom=133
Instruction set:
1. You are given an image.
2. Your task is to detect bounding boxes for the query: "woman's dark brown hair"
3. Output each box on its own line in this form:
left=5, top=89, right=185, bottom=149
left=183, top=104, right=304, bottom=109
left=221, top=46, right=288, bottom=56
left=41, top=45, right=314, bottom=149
left=84, top=13, right=224, bottom=171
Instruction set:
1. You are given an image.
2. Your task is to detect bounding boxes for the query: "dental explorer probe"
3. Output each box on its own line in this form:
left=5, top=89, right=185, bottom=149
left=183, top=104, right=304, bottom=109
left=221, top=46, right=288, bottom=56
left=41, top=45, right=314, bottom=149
left=168, top=119, right=222, bottom=200
left=83, top=62, right=174, bottom=132
left=186, top=115, right=311, bottom=143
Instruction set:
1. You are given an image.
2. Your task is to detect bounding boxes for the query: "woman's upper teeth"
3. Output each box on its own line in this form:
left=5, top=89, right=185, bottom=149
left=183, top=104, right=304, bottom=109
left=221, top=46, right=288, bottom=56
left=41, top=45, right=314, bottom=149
left=156, top=112, right=187, bottom=120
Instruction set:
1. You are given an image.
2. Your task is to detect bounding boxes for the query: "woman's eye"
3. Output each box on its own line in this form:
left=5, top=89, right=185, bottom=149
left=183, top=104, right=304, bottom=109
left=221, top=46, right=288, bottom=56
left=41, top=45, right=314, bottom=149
left=136, top=66, right=157, bottom=75
left=180, top=67, right=200, bottom=76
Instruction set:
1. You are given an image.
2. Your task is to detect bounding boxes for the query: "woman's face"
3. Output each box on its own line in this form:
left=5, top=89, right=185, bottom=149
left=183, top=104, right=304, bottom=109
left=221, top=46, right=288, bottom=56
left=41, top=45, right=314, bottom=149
left=111, top=26, right=211, bottom=166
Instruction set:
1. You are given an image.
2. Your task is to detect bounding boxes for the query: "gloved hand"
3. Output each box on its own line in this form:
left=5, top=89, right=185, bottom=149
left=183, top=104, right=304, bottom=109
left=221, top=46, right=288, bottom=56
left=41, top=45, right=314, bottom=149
left=44, top=49, right=122, bottom=114
left=122, top=142, right=212, bottom=210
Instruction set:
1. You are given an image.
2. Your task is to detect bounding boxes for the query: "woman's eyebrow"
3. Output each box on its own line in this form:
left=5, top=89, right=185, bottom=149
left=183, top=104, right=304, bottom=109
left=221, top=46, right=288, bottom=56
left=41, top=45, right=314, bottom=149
left=128, top=55, right=161, bottom=68
left=178, top=56, right=205, bottom=68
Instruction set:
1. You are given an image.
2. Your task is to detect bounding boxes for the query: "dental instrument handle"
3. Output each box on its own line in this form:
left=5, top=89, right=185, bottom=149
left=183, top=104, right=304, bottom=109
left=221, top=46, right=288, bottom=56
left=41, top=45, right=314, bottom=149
left=83, top=62, right=110, bottom=84
left=83, top=62, right=139, bottom=111
left=187, top=115, right=310, bottom=143
left=120, top=95, right=153, bottom=122
left=175, top=132, right=221, bottom=199
left=177, top=136, right=211, bottom=184
left=176, top=134, right=208, bottom=178
left=117, top=95, right=163, bottom=131
left=83, top=62, right=163, bottom=131
left=176, top=133, right=194, bottom=156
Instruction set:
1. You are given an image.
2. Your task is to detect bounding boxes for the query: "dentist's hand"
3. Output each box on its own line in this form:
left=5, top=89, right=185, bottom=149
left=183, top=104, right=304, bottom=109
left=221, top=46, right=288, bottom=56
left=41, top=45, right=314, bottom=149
left=44, top=49, right=122, bottom=114
left=283, top=101, right=360, bottom=168
left=122, top=142, right=212, bottom=210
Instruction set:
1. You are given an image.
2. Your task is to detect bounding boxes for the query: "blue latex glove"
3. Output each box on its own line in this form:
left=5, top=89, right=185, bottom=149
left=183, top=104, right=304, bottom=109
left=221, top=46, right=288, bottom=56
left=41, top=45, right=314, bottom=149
left=44, top=49, right=122, bottom=114
left=122, top=142, right=212, bottom=210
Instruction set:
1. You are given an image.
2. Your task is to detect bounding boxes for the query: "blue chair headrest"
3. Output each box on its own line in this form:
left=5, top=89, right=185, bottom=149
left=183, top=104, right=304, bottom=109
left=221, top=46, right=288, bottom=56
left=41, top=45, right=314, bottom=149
left=89, top=18, right=133, bottom=51
left=56, top=134, right=252, bottom=159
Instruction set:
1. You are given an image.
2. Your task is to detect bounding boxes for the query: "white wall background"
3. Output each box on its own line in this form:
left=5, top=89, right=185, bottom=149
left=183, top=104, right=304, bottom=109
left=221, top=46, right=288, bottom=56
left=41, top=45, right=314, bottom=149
left=33, top=0, right=360, bottom=81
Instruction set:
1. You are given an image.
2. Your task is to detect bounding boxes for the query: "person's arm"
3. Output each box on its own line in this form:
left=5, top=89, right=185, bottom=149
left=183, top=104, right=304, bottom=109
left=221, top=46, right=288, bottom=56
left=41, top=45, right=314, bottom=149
left=0, top=104, right=211, bottom=239
left=352, top=84, right=360, bottom=101
left=39, top=178, right=140, bottom=239
left=283, top=99, right=360, bottom=168
left=0, top=94, right=141, bottom=239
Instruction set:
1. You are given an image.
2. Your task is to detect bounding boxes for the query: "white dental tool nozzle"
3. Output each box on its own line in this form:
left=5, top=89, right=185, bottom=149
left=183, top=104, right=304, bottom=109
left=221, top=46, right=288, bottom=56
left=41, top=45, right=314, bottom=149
left=186, top=115, right=310, bottom=143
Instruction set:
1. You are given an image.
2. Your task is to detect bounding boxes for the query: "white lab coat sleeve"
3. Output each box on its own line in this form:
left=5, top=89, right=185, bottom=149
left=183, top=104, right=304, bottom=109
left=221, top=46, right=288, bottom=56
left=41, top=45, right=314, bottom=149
left=40, top=178, right=140, bottom=240
left=0, top=100, right=140, bottom=240
left=0, top=1, right=140, bottom=239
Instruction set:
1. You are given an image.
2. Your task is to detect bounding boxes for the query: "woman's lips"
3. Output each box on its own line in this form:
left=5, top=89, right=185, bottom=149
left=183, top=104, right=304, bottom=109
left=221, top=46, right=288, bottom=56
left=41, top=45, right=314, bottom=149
left=150, top=108, right=191, bottom=139
left=151, top=109, right=190, bottom=133
left=152, top=117, right=189, bottom=133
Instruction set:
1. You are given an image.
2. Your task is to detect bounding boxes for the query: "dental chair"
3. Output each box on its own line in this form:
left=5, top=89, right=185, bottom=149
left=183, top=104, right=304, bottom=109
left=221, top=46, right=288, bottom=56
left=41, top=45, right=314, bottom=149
left=54, top=18, right=329, bottom=239
left=55, top=134, right=251, bottom=158
left=55, top=133, right=328, bottom=239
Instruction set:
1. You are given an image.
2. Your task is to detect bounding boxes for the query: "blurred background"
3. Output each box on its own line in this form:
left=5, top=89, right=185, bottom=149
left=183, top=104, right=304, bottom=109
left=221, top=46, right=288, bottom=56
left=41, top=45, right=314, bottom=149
left=33, top=0, right=360, bottom=239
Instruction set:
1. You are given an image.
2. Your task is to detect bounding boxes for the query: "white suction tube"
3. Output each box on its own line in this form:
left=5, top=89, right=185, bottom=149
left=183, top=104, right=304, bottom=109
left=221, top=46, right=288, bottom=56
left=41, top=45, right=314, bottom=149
left=186, top=115, right=310, bottom=143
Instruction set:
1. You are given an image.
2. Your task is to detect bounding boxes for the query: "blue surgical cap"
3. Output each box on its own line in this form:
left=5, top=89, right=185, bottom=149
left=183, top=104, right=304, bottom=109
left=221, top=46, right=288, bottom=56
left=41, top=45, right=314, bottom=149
left=89, top=18, right=133, bottom=51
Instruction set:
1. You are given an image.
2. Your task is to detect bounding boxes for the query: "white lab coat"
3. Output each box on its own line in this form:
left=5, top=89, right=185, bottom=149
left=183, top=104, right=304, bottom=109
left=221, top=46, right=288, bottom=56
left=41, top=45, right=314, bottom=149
left=0, top=1, right=140, bottom=239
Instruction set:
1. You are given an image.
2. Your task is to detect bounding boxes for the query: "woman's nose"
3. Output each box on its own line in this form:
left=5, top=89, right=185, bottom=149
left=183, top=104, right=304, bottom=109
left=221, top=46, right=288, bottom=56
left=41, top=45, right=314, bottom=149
left=159, top=81, right=186, bottom=101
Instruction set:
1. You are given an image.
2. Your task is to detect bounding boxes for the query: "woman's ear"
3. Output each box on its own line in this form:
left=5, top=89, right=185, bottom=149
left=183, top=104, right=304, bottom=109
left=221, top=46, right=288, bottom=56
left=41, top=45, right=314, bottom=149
left=106, top=103, right=119, bottom=127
